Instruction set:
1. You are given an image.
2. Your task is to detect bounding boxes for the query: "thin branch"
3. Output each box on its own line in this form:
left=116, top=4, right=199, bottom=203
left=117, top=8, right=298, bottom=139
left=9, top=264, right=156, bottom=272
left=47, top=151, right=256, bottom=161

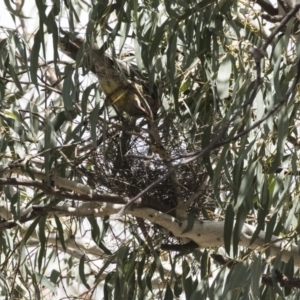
left=0, top=177, right=126, bottom=204
left=250, top=0, right=278, bottom=16
left=0, top=76, right=63, bottom=94
left=262, top=4, right=300, bottom=52
left=161, top=241, right=198, bottom=252
left=210, top=253, right=238, bottom=268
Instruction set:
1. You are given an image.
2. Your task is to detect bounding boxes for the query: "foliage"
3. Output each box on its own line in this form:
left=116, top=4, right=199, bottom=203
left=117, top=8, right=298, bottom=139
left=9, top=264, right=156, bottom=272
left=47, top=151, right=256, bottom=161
left=1, top=0, right=300, bottom=299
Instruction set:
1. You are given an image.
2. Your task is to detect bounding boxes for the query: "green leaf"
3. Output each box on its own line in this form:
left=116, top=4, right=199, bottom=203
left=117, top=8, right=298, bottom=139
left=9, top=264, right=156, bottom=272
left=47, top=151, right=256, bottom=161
left=137, top=255, right=146, bottom=289
left=217, top=54, right=232, bottom=99
left=250, top=256, right=262, bottom=299
left=265, top=213, right=277, bottom=258
left=7, top=64, right=23, bottom=93
left=104, top=272, right=114, bottom=299
left=151, top=247, right=164, bottom=282
left=189, top=284, right=202, bottom=300
left=34, top=271, right=56, bottom=293
left=174, top=276, right=182, bottom=297
left=200, top=250, right=209, bottom=279
left=182, top=213, right=195, bottom=234
left=164, top=284, right=174, bottom=300
left=222, top=262, right=248, bottom=298
left=95, top=254, right=117, bottom=283
left=235, top=161, right=256, bottom=211
left=269, top=106, right=289, bottom=173
left=79, top=255, right=91, bottom=289
left=50, top=269, right=60, bottom=284
left=145, top=261, right=156, bottom=292
left=30, top=30, right=41, bottom=89
left=21, top=217, right=41, bottom=247
left=284, top=256, right=294, bottom=296
left=167, top=31, right=177, bottom=89
left=233, top=206, right=248, bottom=256
left=90, top=101, right=100, bottom=147
left=182, top=259, right=193, bottom=299
left=224, top=204, right=234, bottom=255
left=54, top=215, right=66, bottom=252
left=51, top=110, right=77, bottom=132
left=38, top=216, right=46, bottom=271
left=62, top=65, right=76, bottom=111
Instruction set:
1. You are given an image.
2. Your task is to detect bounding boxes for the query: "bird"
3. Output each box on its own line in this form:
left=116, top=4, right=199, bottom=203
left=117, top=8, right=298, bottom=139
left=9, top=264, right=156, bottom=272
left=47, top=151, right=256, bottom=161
left=57, top=31, right=160, bottom=118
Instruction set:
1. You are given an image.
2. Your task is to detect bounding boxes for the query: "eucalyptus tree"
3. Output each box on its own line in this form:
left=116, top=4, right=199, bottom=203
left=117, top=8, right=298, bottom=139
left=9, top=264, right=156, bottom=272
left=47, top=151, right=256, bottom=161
left=1, top=0, right=300, bottom=299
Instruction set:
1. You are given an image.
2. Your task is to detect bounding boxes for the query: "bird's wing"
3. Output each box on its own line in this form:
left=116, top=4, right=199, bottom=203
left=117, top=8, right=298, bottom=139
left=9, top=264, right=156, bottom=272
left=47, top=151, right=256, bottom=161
left=58, top=31, right=158, bottom=117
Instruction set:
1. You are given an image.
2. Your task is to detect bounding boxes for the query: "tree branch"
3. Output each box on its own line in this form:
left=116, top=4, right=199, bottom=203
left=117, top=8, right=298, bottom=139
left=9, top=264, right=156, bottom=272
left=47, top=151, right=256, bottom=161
left=1, top=200, right=299, bottom=267
left=250, top=0, right=278, bottom=16
left=0, top=177, right=126, bottom=204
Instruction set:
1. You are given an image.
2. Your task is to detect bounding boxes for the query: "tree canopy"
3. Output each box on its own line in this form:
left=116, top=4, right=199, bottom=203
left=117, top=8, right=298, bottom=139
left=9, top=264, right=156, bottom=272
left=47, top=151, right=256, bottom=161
left=1, top=0, right=300, bottom=299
